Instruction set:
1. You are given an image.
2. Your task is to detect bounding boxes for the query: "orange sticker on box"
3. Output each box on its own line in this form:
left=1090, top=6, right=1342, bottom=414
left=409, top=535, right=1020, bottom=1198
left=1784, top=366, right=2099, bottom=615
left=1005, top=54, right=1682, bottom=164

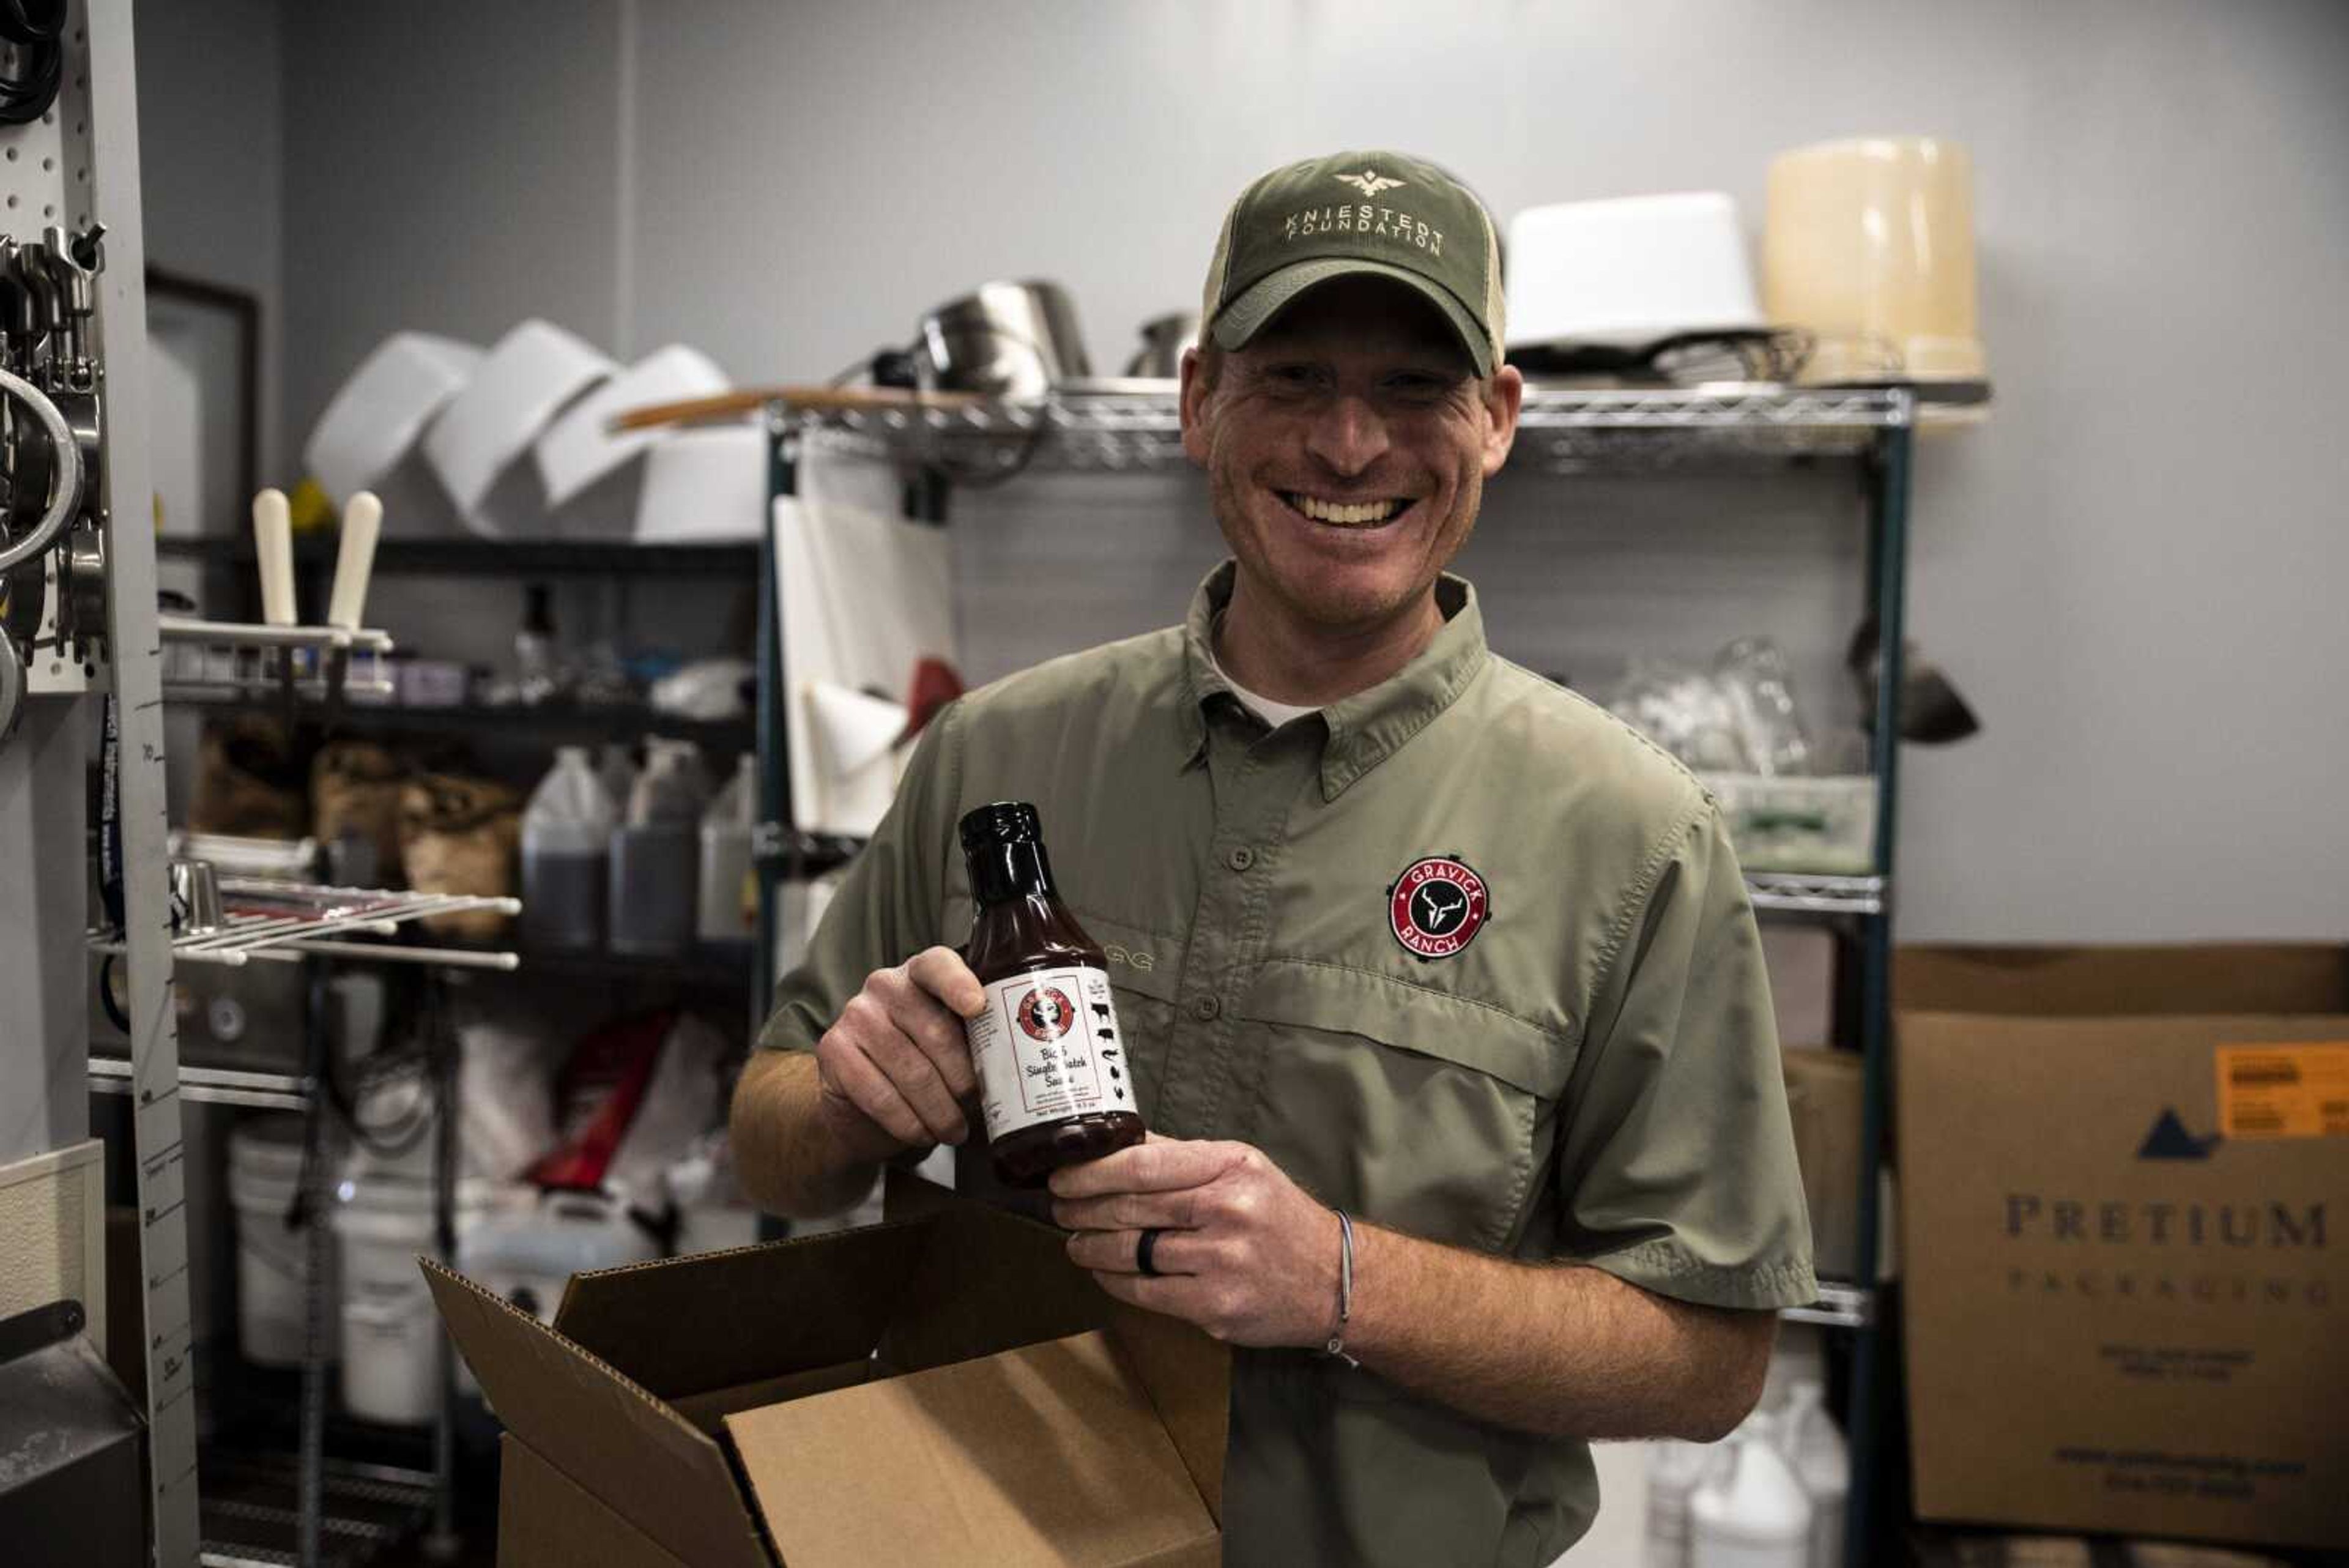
left=2216, top=1044, right=2349, bottom=1139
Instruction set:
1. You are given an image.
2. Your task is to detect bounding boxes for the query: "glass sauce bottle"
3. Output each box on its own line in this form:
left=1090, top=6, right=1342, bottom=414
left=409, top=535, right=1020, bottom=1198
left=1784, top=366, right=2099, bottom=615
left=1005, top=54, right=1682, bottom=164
left=959, top=801, right=1145, bottom=1186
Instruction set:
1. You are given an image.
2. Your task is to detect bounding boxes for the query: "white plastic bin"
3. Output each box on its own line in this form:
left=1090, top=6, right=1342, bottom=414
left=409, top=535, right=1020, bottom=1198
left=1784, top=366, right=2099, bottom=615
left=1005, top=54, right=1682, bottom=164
left=228, top=1116, right=336, bottom=1368
left=1698, top=773, right=1878, bottom=875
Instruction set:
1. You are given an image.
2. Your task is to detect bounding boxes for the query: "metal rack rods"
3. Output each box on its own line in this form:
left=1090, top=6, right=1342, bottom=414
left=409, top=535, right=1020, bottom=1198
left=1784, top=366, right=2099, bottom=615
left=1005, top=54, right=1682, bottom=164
left=87, top=880, right=522, bottom=970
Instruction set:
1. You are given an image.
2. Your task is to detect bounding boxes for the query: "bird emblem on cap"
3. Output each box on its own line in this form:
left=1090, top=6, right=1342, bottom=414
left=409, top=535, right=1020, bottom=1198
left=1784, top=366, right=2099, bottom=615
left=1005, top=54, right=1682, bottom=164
left=1336, top=169, right=1406, bottom=198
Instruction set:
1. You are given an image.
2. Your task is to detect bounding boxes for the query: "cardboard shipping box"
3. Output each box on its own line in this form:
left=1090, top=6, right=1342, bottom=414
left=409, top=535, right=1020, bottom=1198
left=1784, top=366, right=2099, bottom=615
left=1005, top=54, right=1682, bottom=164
left=1896, top=945, right=2348, bottom=1551
left=426, top=1183, right=1228, bottom=1567
left=1783, top=1046, right=1864, bottom=1282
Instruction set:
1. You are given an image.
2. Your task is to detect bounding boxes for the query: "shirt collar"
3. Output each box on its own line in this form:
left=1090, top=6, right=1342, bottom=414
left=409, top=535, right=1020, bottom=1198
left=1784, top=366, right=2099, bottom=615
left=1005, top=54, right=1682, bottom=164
left=1177, top=560, right=1490, bottom=800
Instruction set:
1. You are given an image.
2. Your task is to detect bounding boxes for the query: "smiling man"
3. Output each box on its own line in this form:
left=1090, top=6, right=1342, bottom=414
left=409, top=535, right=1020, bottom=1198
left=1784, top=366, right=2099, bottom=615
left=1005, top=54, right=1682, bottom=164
left=733, top=150, right=1816, bottom=1566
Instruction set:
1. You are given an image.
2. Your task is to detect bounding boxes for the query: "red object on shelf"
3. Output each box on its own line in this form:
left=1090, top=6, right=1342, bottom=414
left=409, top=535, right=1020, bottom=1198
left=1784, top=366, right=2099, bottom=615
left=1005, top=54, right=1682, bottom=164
left=525, top=1009, right=673, bottom=1192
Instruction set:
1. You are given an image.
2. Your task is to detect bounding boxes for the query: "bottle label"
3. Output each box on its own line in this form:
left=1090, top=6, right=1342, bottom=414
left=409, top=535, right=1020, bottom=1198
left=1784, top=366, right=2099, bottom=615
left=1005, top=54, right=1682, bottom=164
left=966, top=964, right=1130, bottom=1142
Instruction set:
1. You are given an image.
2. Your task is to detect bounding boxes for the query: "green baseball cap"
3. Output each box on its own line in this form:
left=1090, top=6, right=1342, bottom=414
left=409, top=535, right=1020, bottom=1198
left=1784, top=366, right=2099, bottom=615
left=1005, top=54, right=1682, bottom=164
left=1201, top=150, right=1505, bottom=377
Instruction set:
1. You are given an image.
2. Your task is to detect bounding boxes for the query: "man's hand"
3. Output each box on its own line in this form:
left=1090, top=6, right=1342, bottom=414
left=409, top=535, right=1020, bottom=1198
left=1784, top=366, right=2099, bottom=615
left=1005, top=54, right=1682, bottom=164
left=813, top=945, right=987, bottom=1159
left=1050, top=1135, right=1341, bottom=1348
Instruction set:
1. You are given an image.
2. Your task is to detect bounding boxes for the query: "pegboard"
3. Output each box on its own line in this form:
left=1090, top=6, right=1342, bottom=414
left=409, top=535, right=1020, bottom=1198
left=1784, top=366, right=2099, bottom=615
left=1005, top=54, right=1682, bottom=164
left=0, top=15, right=97, bottom=234
left=4, top=3, right=100, bottom=698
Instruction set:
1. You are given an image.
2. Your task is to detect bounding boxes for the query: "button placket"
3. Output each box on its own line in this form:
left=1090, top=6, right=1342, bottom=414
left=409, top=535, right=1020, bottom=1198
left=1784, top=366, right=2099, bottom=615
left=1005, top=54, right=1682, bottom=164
left=1191, top=743, right=1313, bottom=1135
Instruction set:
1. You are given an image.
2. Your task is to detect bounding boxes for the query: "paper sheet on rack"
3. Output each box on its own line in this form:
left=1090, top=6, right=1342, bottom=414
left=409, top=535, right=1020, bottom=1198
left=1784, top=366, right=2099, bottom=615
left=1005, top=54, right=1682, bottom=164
left=774, top=455, right=957, bottom=835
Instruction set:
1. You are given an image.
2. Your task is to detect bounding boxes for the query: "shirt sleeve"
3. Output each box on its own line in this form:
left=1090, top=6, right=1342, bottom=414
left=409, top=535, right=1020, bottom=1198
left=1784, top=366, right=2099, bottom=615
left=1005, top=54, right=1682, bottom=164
left=1549, top=797, right=1817, bottom=1310
left=754, top=700, right=963, bottom=1056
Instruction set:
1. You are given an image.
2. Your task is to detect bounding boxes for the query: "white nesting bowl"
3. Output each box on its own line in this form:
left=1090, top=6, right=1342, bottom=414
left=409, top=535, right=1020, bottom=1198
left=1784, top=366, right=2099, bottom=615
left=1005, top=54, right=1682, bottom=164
left=422, top=320, right=615, bottom=537
left=534, top=344, right=730, bottom=511
left=304, top=332, right=483, bottom=508
left=633, top=426, right=768, bottom=543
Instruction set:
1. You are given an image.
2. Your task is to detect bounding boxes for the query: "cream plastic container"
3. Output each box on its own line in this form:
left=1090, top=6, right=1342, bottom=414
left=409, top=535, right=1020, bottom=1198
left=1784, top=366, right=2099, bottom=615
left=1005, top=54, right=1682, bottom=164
left=1764, top=136, right=1985, bottom=384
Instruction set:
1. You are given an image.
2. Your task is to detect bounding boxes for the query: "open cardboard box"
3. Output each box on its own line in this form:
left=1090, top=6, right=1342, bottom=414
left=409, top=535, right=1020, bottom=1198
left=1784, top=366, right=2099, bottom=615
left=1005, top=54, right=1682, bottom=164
left=426, top=1176, right=1228, bottom=1567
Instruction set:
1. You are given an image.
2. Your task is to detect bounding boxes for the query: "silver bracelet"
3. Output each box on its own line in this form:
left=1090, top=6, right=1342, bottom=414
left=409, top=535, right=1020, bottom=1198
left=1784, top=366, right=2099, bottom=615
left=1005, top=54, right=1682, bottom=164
left=1324, top=1208, right=1359, bottom=1368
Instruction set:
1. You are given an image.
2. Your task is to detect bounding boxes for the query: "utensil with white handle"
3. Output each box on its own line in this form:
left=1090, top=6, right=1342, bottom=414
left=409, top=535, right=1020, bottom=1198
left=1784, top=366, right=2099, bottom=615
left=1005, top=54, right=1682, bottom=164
left=252, top=488, right=297, bottom=626
left=252, top=488, right=299, bottom=723
left=328, top=491, right=382, bottom=631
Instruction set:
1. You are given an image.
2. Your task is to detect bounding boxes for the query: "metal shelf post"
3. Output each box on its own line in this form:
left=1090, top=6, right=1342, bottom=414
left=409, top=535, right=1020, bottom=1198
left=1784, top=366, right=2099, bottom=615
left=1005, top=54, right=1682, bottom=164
left=1842, top=398, right=1915, bottom=1567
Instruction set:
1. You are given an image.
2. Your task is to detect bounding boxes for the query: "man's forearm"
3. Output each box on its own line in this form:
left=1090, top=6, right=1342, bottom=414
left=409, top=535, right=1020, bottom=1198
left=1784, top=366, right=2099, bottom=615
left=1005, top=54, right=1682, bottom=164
left=729, top=1049, right=900, bottom=1219
left=1345, top=1224, right=1773, bottom=1441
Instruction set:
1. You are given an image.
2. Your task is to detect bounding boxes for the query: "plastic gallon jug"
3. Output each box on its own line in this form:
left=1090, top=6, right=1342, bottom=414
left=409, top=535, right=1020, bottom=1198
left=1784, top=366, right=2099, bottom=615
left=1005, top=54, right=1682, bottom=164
left=453, top=1189, right=658, bottom=1393
left=697, top=752, right=757, bottom=947
left=1645, top=1439, right=1727, bottom=1568
left=609, top=738, right=707, bottom=956
left=596, top=742, right=639, bottom=816
left=521, top=746, right=617, bottom=950
left=1690, top=1421, right=1812, bottom=1568
left=1775, top=1381, right=1848, bottom=1568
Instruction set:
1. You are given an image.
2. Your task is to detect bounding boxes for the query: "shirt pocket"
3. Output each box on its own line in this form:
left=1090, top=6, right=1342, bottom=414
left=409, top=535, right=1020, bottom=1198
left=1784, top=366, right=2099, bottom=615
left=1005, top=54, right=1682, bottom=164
left=1237, top=959, right=1570, bottom=1254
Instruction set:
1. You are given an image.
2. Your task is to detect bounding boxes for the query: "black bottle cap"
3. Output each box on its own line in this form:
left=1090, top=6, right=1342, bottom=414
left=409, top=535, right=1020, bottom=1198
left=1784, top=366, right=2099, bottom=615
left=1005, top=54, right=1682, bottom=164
left=959, top=801, right=1042, bottom=853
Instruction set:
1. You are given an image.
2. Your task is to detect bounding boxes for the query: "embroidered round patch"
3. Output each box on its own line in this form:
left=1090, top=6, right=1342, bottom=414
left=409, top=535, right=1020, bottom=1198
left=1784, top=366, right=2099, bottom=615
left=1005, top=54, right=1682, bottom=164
left=1387, top=855, right=1490, bottom=961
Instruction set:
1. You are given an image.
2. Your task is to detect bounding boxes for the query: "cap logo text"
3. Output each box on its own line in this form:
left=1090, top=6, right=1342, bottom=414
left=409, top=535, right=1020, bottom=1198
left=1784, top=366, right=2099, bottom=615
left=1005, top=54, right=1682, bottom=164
left=1282, top=204, right=1442, bottom=256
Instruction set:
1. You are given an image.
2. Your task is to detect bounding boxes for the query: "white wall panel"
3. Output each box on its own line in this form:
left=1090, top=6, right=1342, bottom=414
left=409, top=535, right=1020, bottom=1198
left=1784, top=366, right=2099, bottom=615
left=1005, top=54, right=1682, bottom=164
left=261, top=0, right=2349, bottom=941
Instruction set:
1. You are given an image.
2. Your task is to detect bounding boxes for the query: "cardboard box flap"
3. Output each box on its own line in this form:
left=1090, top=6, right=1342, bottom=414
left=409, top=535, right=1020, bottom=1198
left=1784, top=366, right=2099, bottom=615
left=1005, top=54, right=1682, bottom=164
left=878, top=1173, right=1230, bottom=1522
left=499, top=1434, right=694, bottom=1568
left=879, top=1198, right=1110, bottom=1375
left=1096, top=1301, right=1228, bottom=1525
left=553, top=1222, right=928, bottom=1398
left=423, top=1260, right=773, bottom=1568
left=1898, top=944, right=2349, bottom=1019
left=724, top=1329, right=1217, bottom=1567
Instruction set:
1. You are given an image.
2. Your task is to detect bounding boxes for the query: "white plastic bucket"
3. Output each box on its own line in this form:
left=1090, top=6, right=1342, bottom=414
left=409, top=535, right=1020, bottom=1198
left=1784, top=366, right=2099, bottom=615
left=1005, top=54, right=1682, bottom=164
left=228, top=1117, right=336, bottom=1368
left=331, top=1173, right=522, bottom=1424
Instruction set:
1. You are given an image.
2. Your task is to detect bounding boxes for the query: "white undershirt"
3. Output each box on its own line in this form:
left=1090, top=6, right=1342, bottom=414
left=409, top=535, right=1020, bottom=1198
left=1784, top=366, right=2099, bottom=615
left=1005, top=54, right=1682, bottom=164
left=1209, top=647, right=1321, bottom=730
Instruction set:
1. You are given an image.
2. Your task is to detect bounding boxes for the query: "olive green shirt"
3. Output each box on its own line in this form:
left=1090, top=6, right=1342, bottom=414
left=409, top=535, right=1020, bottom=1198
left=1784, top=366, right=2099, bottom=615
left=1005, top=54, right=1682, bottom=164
left=759, top=563, right=1815, bottom=1566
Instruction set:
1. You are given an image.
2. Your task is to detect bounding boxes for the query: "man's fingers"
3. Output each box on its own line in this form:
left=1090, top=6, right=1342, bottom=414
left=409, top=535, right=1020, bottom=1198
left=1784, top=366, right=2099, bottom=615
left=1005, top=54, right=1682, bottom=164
left=817, top=1039, right=933, bottom=1150
left=872, top=967, right=980, bottom=1101
left=828, top=994, right=967, bottom=1145
left=1051, top=1190, right=1200, bottom=1234
left=1066, top=1227, right=1198, bottom=1276
left=856, top=1025, right=968, bottom=1144
left=907, top=945, right=987, bottom=1019
left=1048, top=1135, right=1232, bottom=1198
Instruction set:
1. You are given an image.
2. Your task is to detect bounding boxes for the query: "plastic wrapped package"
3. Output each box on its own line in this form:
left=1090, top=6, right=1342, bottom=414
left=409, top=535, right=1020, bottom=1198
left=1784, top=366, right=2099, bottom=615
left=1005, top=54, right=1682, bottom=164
left=1713, top=638, right=1813, bottom=776
left=1606, top=659, right=1753, bottom=773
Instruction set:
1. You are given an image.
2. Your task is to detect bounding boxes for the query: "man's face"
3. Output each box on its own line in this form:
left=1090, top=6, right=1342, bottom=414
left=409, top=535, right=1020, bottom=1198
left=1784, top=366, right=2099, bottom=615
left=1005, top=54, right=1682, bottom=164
left=1179, top=276, right=1522, bottom=634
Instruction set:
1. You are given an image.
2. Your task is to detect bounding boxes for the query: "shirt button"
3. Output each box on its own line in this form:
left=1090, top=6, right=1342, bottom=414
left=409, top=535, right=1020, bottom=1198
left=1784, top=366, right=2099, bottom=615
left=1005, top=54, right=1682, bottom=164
left=1191, top=995, right=1222, bottom=1022
left=1226, top=846, right=1255, bottom=872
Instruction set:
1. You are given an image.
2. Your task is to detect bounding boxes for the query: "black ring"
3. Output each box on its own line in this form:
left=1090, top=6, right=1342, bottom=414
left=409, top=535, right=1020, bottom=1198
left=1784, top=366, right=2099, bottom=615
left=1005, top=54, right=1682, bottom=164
left=1136, top=1227, right=1165, bottom=1278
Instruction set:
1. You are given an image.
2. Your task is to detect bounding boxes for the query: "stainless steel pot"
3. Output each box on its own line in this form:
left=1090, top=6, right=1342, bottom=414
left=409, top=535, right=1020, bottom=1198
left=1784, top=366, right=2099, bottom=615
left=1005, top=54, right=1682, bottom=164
left=916, top=280, right=1090, bottom=398
left=1123, top=312, right=1199, bottom=379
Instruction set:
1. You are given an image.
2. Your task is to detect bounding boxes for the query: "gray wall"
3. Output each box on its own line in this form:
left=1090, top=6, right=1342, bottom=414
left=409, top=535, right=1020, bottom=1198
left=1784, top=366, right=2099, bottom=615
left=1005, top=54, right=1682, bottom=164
left=136, top=0, right=285, bottom=485
left=256, top=0, right=2349, bottom=943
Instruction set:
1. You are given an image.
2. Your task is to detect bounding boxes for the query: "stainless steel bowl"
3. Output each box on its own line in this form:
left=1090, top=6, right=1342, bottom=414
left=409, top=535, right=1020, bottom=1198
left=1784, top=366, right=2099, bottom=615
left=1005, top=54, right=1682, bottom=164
left=1123, top=312, right=1199, bottom=379
left=916, top=280, right=1091, bottom=399
left=168, top=857, right=225, bottom=936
